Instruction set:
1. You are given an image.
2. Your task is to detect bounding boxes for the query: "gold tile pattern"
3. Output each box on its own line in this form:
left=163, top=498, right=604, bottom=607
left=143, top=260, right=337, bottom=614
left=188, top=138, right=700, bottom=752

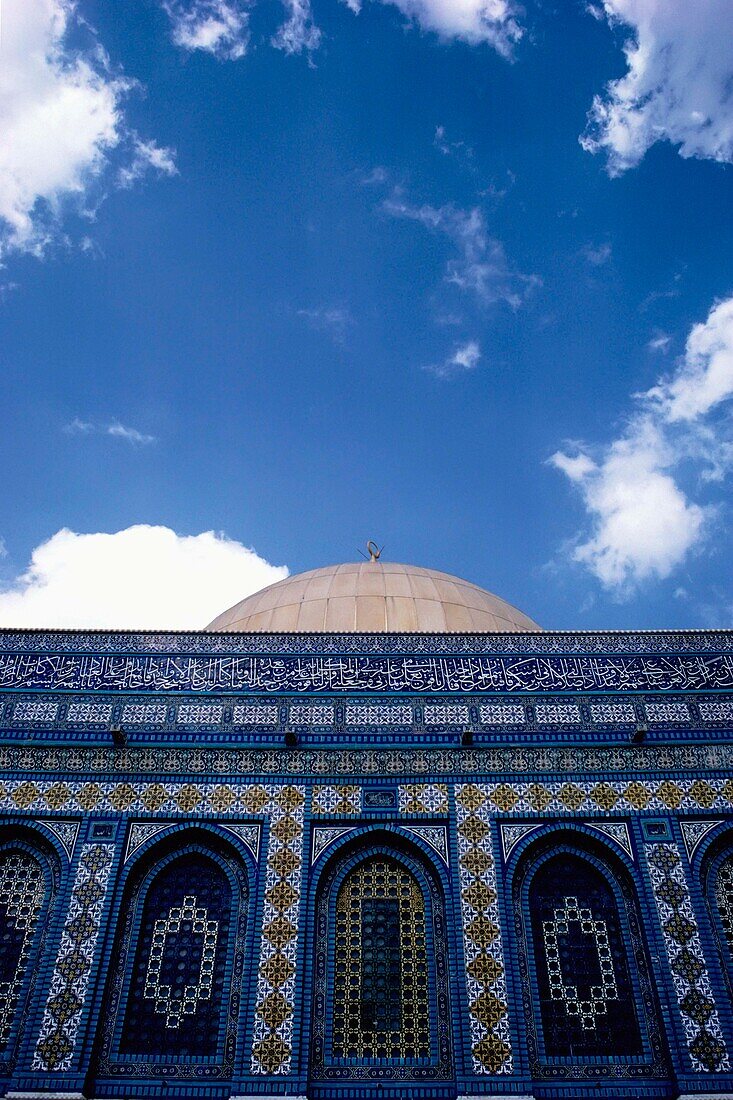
left=645, top=841, right=729, bottom=1073
left=251, top=786, right=305, bottom=1075
left=455, top=784, right=512, bottom=1074
left=399, top=784, right=449, bottom=814
left=33, top=844, right=114, bottom=1071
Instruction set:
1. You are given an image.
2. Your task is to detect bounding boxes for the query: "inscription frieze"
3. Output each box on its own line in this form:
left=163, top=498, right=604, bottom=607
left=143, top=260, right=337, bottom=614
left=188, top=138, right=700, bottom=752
left=1, top=651, right=732, bottom=695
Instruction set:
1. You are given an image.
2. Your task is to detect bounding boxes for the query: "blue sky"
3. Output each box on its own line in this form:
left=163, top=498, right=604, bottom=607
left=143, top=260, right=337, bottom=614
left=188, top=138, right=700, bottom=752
left=0, top=0, right=731, bottom=631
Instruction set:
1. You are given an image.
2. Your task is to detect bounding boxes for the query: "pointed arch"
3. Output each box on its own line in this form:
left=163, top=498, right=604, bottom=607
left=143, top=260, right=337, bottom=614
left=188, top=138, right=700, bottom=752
left=94, top=828, right=249, bottom=1082
left=0, top=824, right=60, bottom=1075
left=511, top=829, right=670, bottom=1084
left=701, top=826, right=733, bottom=1005
left=309, top=832, right=453, bottom=1085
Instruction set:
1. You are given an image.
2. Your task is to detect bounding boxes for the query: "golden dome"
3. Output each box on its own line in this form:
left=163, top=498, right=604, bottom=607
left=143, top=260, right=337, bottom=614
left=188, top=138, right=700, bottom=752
left=205, top=561, right=540, bottom=633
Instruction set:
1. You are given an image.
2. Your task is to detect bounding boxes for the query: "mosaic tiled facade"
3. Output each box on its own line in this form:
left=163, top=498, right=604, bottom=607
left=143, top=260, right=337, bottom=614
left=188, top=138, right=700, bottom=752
left=455, top=785, right=512, bottom=1075
left=33, top=843, right=114, bottom=1072
left=0, top=853, right=46, bottom=1049
left=250, top=785, right=305, bottom=1076
left=645, top=841, right=730, bottom=1073
left=0, top=618, right=729, bottom=1100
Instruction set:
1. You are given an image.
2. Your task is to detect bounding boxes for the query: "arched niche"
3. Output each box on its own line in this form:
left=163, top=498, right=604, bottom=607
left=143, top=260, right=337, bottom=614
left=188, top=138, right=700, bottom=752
left=701, top=828, right=733, bottom=1006
left=309, top=832, right=454, bottom=1087
left=93, top=828, right=249, bottom=1084
left=0, top=824, right=60, bottom=1075
left=511, top=831, right=670, bottom=1088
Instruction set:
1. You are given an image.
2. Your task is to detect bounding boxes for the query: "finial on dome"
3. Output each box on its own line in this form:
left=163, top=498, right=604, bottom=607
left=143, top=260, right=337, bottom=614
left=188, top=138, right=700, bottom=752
left=366, top=540, right=382, bottom=562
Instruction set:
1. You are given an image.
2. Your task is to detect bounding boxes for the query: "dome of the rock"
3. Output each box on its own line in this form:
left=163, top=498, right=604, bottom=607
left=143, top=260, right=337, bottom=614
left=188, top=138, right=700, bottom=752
left=205, top=559, right=541, bottom=632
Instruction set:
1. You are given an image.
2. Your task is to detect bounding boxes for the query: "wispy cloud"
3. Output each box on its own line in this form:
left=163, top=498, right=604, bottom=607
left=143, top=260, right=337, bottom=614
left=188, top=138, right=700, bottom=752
left=64, top=419, right=157, bottom=446
left=272, top=0, right=322, bottom=54
left=647, top=331, right=672, bottom=353
left=161, top=0, right=250, bottom=58
left=297, top=305, right=354, bottom=345
left=434, top=126, right=475, bottom=168
left=162, top=0, right=521, bottom=62
left=550, top=295, right=733, bottom=595
left=582, top=0, right=733, bottom=174
left=117, top=139, right=177, bottom=189
left=361, top=166, right=389, bottom=187
left=581, top=241, right=612, bottom=266
left=0, top=0, right=175, bottom=259
left=425, top=339, right=481, bottom=379
left=383, top=193, right=540, bottom=308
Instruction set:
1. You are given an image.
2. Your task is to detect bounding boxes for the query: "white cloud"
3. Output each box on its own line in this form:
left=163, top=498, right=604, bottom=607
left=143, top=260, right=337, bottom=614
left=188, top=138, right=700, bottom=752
left=383, top=194, right=538, bottom=307
left=164, top=0, right=520, bottom=61
left=272, top=0, right=322, bottom=54
left=117, top=139, right=178, bottom=190
left=0, top=525, right=288, bottom=629
left=551, top=296, right=733, bottom=594
left=582, top=0, right=733, bottom=173
left=162, top=0, right=250, bottom=59
left=64, top=418, right=157, bottom=445
left=644, top=297, right=733, bottom=423
left=0, top=0, right=175, bottom=258
left=425, top=339, right=480, bottom=379
left=345, top=0, right=522, bottom=53
left=550, top=417, right=707, bottom=592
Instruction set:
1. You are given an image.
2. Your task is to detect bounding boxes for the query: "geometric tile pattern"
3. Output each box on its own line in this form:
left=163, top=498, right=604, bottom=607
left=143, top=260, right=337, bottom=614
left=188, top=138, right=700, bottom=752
left=120, top=704, right=168, bottom=725
left=176, top=704, right=224, bottom=724
left=5, top=740, right=733, bottom=778
left=345, top=704, right=412, bottom=726
left=645, top=702, right=690, bottom=723
left=424, top=704, right=470, bottom=726
left=12, top=701, right=58, bottom=723
left=250, top=786, right=305, bottom=1075
left=289, top=705, right=334, bottom=725
left=3, top=776, right=733, bottom=815
left=399, top=784, right=449, bottom=814
left=478, top=704, right=524, bottom=725
left=312, top=786, right=361, bottom=815
left=0, top=625, right=731, bottom=656
left=33, top=843, right=115, bottom=1071
left=589, top=701, right=636, bottom=723
left=699, top=701, right=733, bottom=722
left=66, top=702, right=113, bottom=724
left=535, top=703, right=581, bottom=724
left=232, top=704, right=279, bottom=725
left=455, top=785, right=512, bottom=1075
left=0, top=853, right=46, bottom=1047
left=645, top=842, right=729, bottom=1073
